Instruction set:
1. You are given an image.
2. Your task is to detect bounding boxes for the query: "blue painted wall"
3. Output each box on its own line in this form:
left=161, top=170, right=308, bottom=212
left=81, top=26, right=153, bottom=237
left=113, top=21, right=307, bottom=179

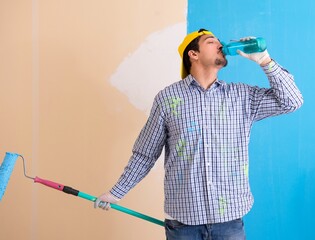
left=187, top=1, right=314, bottom=239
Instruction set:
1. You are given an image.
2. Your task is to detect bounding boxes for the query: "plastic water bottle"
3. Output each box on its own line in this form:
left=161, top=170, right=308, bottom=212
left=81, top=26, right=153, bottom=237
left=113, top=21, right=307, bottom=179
left=222, top=37, right=267, bottom=56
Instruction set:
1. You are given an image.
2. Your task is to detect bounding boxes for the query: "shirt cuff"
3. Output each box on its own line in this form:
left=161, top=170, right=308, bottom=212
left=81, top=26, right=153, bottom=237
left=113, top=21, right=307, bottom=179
left=110, top=183, right=128, bottom=199
left=261, top=59, right=283, bottom=76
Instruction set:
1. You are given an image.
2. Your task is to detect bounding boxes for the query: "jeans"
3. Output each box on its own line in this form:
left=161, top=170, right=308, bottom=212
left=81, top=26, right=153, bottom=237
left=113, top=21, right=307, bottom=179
left=165, top=218, right=246, bottom=240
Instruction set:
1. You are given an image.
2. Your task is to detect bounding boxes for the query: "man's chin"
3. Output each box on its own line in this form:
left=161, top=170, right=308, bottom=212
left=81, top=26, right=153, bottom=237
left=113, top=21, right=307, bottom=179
left=215, top=58, right=228, bottom=68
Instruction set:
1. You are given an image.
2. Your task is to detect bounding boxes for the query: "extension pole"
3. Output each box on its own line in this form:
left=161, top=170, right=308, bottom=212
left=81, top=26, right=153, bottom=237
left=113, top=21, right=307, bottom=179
left=34, top=176, right=165, bottom=227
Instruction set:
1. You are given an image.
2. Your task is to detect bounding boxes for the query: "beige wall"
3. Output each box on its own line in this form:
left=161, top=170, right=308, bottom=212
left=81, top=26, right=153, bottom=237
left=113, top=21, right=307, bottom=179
left=0, top=1, right=186, bottom=239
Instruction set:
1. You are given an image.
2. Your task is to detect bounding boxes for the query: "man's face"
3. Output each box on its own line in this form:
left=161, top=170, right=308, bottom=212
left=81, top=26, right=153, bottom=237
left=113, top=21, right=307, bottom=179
left=196, top=34, right=227, bottom=68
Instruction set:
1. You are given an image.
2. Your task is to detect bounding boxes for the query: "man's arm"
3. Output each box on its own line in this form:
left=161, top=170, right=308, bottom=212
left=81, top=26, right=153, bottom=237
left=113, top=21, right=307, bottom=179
left=244, top=59, right=303, bottom=122
left=95, top=93, right=167, bottom=209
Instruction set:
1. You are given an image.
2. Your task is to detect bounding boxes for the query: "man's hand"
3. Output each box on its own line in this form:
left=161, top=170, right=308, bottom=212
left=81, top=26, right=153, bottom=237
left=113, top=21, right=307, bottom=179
left=237, top=36, right=271, bottom=66
left=94, top=192, right=120, bottom=210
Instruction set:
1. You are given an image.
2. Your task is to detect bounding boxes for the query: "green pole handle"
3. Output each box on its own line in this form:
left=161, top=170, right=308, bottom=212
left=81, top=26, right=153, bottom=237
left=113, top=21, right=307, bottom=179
left=77, top=191, right=165, bottom=227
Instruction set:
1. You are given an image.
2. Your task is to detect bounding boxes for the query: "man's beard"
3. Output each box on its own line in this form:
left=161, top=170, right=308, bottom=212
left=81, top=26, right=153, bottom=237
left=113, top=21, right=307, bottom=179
left=215, top=56, right=228, bottom=68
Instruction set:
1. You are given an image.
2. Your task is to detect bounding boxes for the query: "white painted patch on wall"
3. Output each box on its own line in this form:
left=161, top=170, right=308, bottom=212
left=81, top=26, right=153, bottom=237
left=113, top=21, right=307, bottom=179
left=110, top=22, right=186, bottom=115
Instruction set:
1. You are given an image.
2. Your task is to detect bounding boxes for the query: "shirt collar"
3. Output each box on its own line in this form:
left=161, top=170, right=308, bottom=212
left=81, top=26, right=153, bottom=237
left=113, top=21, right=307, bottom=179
left=183, top=74, right=224, bottom=90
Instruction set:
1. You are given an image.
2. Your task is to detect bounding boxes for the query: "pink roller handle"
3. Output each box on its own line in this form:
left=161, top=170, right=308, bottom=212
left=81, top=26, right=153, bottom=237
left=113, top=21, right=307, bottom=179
left=34, top=176, right=64, bottom=191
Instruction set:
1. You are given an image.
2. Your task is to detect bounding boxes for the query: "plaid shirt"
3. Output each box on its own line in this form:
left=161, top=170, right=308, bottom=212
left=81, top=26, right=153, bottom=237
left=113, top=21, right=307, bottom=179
left=110, top=61, right=303, bottom=225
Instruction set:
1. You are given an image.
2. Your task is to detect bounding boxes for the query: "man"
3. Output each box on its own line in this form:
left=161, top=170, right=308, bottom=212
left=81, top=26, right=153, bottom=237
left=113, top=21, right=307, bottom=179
left=94, top=29, right=303, bottom=239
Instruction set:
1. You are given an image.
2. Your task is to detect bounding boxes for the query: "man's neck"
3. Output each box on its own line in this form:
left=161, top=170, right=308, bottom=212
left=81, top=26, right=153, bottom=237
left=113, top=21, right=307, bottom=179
left=190, top=69, right=218, bottom=90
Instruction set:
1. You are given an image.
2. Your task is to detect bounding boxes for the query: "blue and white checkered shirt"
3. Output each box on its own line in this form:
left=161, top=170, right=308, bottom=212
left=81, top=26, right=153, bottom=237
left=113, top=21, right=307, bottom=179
left=110, top=60, right=303, bottom=225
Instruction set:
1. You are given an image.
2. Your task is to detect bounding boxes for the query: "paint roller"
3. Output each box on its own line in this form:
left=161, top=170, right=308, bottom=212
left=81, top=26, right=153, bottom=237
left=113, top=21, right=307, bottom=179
left=0, top=152, right=164, bottom=227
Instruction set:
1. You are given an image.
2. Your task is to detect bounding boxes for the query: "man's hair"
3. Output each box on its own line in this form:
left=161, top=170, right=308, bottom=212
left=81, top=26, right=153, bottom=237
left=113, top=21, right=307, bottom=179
left=182, top=29, right=208, bottom=75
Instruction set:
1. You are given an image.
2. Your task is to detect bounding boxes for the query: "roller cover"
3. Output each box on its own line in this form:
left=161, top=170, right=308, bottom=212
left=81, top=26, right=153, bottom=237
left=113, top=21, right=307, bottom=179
left=0, top=152, right=19, bottom=201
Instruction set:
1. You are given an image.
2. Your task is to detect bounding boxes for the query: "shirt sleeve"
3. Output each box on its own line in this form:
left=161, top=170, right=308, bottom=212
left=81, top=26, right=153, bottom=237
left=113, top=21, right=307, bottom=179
left=110, top=93, right=167, bottom=199
left=249, top=60, right=303, bottom=122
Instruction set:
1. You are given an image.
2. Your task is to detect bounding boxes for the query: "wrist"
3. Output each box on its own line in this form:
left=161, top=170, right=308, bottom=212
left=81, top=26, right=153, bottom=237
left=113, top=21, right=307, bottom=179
left=109, top=191, right=121, bottom=201
left=260, top=57, right=272, bottom=66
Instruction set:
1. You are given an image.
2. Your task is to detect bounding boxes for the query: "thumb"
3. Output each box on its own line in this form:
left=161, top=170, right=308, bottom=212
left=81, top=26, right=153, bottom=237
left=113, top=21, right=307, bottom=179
left=94, top=197, right=101, bottom=208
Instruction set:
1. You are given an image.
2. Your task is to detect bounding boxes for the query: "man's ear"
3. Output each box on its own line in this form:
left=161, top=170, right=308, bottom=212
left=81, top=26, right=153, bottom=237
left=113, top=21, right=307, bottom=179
left=188, top=50, right=198, bottom=60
